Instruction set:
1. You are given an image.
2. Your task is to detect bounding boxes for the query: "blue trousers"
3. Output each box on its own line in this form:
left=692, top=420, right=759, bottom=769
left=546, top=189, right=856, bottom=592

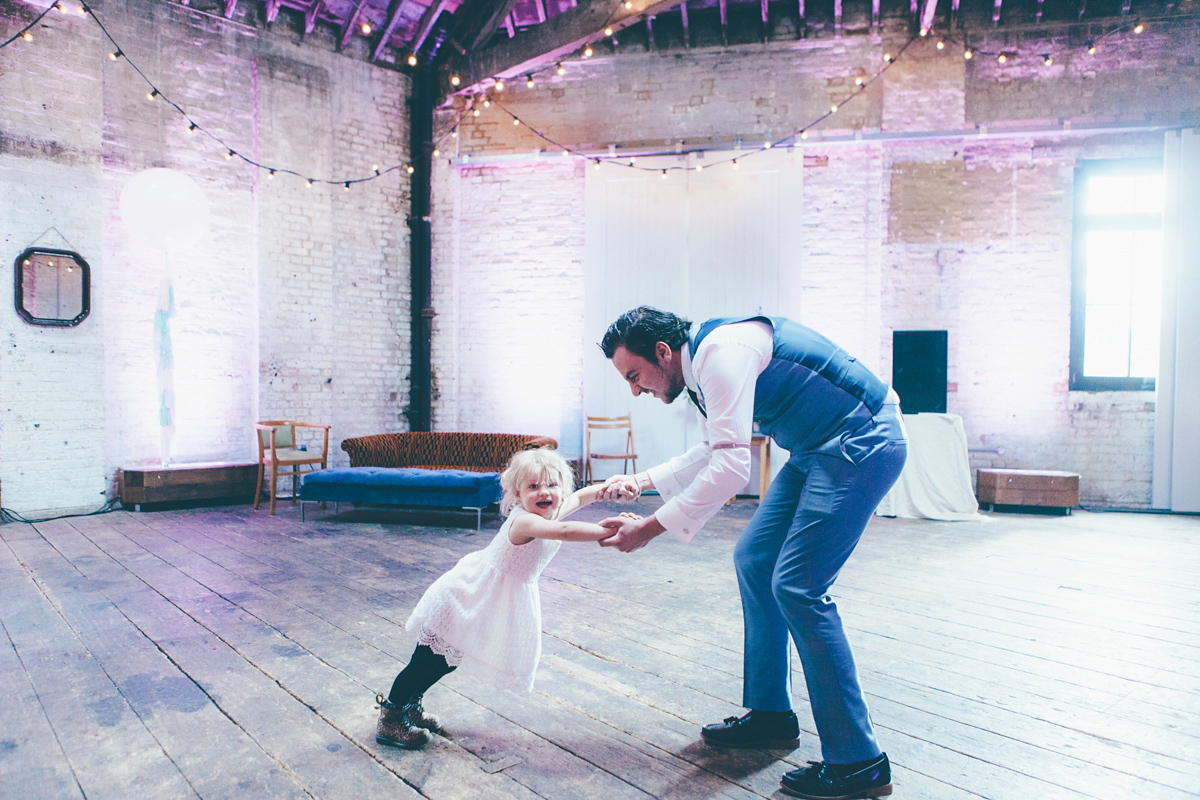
left=734, top=404, right=907, bottom=763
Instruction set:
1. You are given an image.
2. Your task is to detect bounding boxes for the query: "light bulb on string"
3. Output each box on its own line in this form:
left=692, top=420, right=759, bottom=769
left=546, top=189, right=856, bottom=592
left=604, top=26, right=613, bottom=36
left=407, top=54, right=418, bottom=67
left=306, top=178, right=314, bottom=188
left=695, top=164, right=703, bottom=172
left=800, top=131, right=808, bottom=139
left=344, top=181, right=351, bottom=191
left=495, top=79, right=505, bottom=92
left=473, top=107, right=480, bottom=116
left=372, top=164, right=380, bottom=174
left=406, top=164, right=415, bottom=174
left=997, top=53, right=1007, bottom=63
left=147, top=88, right=158, bottom=101
left=936, top=40, right=945, bottom=50
left=451, top=129, right=458, bottom=138
left=661, top=169, right=667, bottom=179
left=268, top=169, right=276, bottom=179
left=225, top=148, right=234, bottom=160
left=22, top=31, right=32, bottom=41
left=830, top=103, right=838, bottom=113
left=964, top=48, right=973, bottom=59
left=483, top=96, right=491, bottom=107
left=432, top=147, right=440, bottom=157
left=361, top=21, right=372, bottom=34
left=512, top=117, right=520, bottom=126
left=919, top=27, right=928, bottom=36
left=583, top=44, right=593, bottom=57
left=855, top=76, right=864, bottom=86
left=187, top=121, right=197, bottom=133
left=629, top=156, right=637, bottom=164
left=1087, top=41, right=1096, bottom=54
left=764, top=140, right=772, bottom=149
left=625, top=0, right=632, bottom=7
left=1042, top=54, right=1052, bottom=65
left=109, top=49, right=122, bottom=60
left=556, top=63, right=566, bottom=76
left=1134, top=22, right=1144, bottom=33
left=526, top=74, right=535, bottom=88
left=883, top=52, right=892, bottom=63
left=450, top=74, right=461, bottom=86
left=732, top=159, right=739, bottom=169
left=594, top=160, right=601, bottom=170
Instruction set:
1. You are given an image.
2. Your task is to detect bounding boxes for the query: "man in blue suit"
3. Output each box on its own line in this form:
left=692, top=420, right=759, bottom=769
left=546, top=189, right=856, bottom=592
left=598, top=306, right=906, bottom=800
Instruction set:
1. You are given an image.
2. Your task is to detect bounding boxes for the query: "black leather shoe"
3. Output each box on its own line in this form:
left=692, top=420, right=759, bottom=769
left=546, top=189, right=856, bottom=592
left=780, top=752, right=892, bottom=799
left=700, top=710, right=800, bottom=749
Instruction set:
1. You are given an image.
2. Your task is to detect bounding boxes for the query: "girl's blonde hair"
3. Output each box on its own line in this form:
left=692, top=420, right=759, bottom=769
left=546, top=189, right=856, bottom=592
left=499, top=448, right=575, bottom=518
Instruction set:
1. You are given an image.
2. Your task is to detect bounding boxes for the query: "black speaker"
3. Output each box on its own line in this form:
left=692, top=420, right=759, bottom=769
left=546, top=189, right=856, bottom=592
left=892, top=330, right=948, bottom=414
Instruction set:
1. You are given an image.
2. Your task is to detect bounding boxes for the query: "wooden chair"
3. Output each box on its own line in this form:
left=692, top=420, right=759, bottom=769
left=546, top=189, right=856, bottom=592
left=584, top=414, right=637, bottom=485
left=254, top=420, right=330, bottom=515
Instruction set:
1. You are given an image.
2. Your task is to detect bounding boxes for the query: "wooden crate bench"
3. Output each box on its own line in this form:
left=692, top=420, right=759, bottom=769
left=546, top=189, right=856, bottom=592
left=976, top=468, right=1080, bottom=514
left=119, top=462, right=258, bottom=510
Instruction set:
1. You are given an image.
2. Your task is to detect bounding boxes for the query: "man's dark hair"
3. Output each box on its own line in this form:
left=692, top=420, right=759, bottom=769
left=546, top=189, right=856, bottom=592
left=599, top=306, right=692, bottom=361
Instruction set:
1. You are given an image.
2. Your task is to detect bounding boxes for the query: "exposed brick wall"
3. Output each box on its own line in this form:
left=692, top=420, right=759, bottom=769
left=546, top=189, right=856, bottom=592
left=432, top=23, right=1199, bottom=509
left=0, top=0, right=408, bottom=515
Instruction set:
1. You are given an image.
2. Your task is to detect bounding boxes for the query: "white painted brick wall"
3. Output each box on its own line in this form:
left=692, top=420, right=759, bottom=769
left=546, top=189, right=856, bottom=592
left=1, top=0, right=408, bottom=515
left=432, top=25, right=1199, bottom=509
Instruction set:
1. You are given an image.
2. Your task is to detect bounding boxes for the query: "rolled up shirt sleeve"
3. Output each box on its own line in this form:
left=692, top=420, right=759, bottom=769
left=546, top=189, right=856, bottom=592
left=650, top=323, right=771, bottom=541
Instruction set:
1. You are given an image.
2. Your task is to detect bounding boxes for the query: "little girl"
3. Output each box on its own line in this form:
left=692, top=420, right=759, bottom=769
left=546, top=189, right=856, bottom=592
left=375, top=447, right=635, bottom=749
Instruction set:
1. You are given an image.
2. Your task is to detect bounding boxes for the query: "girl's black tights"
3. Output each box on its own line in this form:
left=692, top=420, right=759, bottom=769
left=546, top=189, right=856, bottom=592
left=388, top=644, right=456, bottom=705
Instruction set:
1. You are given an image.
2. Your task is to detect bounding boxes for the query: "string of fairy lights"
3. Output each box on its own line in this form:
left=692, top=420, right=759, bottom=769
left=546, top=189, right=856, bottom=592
left=0, top=0, right=1179, bottom=184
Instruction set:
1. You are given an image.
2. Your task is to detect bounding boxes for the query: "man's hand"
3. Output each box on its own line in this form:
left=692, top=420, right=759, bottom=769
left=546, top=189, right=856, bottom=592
left=597, top=474, right=638, bottom=502
left=597, top=514, right=666, bottom=552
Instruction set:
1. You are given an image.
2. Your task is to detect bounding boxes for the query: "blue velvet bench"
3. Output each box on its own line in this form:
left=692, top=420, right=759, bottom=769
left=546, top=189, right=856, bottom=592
left=300, top=467, right=502, bottom=528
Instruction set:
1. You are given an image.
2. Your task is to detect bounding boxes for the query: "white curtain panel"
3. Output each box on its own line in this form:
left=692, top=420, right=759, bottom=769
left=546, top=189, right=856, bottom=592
left=1153, top=128, right=1200, bottom=511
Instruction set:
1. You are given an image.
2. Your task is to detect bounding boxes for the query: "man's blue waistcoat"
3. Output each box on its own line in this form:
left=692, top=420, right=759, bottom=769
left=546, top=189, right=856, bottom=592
left=689, top=316, right=888, bottom=455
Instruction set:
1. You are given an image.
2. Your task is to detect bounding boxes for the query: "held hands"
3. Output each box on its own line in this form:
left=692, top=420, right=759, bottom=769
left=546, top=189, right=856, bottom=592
left=596, top=474, right=639, bottom=502
left=597, top=513, right=666, bottom=553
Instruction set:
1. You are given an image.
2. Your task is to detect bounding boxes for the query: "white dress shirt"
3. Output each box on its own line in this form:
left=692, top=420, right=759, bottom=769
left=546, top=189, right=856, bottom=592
left=645, top=319, right=774, bottom=541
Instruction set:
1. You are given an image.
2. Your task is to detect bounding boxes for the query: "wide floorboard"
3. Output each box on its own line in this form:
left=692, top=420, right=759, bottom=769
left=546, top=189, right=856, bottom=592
left=2, top=500, right=1198, bottom=799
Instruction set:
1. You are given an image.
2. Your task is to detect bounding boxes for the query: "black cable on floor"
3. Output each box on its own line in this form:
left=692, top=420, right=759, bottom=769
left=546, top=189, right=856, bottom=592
left=0, top=499, right=119, bottom=524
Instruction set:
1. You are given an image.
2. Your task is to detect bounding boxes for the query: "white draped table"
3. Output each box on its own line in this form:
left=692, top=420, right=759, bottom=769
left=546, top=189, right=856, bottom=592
left=875, top=413, right=982, bottom=521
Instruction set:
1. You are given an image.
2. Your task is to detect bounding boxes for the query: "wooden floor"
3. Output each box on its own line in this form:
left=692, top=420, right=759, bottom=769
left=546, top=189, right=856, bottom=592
left=2, top=499, right=1198, bottom=800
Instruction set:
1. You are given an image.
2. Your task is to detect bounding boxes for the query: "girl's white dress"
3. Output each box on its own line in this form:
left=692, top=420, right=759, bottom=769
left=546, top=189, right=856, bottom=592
left=406, top=508, right=561, bottom=693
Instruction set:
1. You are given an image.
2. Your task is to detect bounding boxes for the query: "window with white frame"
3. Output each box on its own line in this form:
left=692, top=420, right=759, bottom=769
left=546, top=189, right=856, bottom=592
left=1070, top=159, right=1164, bottom=391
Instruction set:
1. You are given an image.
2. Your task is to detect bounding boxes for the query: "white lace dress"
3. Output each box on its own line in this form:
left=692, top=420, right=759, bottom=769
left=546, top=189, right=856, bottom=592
left=405, top=508, right=561, bottom=693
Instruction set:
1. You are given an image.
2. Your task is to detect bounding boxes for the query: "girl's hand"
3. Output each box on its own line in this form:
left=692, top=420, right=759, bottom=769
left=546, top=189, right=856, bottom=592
left=617, top=512, right=643, bottom=520
left=597, top=475, right=638, bottom=502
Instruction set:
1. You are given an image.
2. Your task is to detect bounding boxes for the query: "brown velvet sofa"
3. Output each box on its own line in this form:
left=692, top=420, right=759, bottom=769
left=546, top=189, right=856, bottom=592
left=299, top=432, right=558, bottom=528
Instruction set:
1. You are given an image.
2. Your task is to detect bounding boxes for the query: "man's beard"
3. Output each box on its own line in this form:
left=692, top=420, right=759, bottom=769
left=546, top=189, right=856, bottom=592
left=663, top=373, right=686, bottom=403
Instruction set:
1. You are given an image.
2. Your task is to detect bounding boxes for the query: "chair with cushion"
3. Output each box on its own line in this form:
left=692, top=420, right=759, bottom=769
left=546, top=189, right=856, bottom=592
left=584, top=414, right=637, bottom=485
left=255, top=420, right=330, bottom=515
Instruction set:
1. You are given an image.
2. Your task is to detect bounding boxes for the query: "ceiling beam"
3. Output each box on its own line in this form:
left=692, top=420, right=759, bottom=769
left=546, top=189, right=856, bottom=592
left=919, top=0, right=937, bottom=32
left=471, top=0, right=528, bottom=51
left=341, top=0, right=370, bottom=49
left=992, top=0, right=1002, bottom=24
left=264, top=0, right=282, bottom=24
left=797, top=0, right=806, bottom=37
left=406, top=0, right=449, bottom=56
left=872, top=0, right=880, bottom=27
left=834, top=0, right=842, bottom=35
left=681, top=0, right=690, bottom=48
left=305, top=0, right=323, bottom=35
left=224, top=0, right=238, bottom=19
left=718, top=0, right=727, bottom=45
left=372, top=0, right=410, bottom=62
left=459, top=0, right=690, bottom=89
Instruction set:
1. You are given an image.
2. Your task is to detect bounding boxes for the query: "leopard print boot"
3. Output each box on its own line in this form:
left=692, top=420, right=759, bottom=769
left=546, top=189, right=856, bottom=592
left=375, top=695, right=430, bottom=749
left=404, top=695, right=444, bottom=735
